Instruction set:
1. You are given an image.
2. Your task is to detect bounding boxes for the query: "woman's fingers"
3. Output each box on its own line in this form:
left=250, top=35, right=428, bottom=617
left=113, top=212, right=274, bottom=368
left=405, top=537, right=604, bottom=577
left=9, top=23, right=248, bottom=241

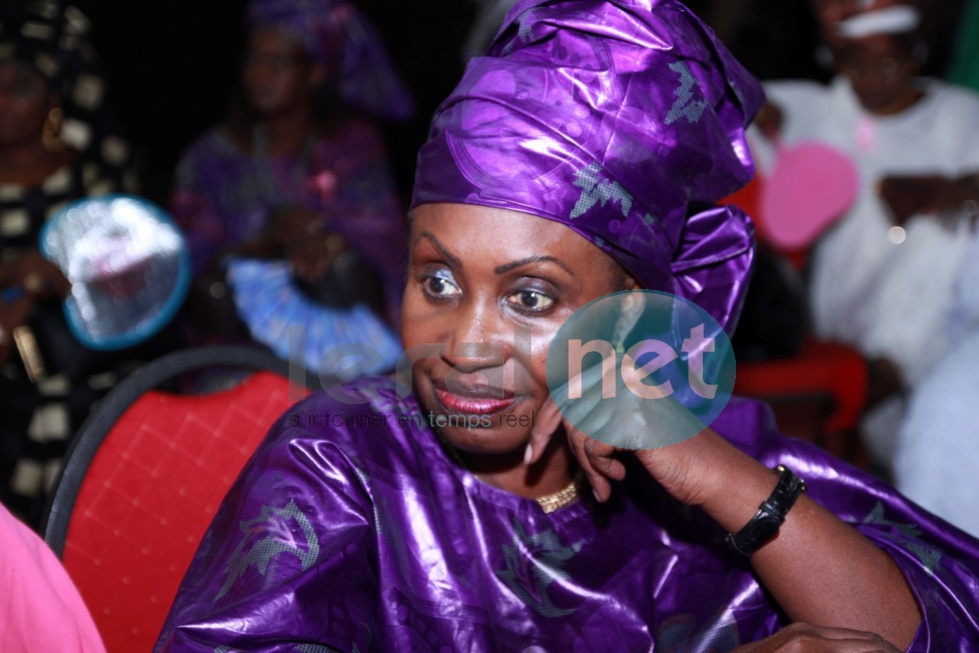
left=566, top=428, right=613, bottom=501
left=732, top=622, right=904, bottom=652
left=526, top=396, right=563, bottom=465
left=527, top=395, right=626, bottom=502
left=565, top=422, right=626, bottom=502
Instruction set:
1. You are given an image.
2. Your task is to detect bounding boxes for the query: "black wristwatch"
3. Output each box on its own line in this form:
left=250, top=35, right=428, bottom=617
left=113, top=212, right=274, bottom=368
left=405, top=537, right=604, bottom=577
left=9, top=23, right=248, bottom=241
left=725, top=465, right=807, bottom=557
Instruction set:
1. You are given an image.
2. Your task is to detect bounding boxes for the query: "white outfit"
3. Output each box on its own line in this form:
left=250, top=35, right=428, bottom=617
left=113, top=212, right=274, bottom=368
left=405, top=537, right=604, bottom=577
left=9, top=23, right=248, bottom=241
left=753, top=76, right=979, bottom=467
left=894, top=234, right=979, bottom=537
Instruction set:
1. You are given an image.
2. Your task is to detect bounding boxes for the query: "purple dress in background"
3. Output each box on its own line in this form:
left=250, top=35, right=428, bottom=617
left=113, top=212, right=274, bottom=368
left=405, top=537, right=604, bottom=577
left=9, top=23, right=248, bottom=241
left=170, top=116, right=407, bottom=312
left=155, top=377, right=979, bottom=651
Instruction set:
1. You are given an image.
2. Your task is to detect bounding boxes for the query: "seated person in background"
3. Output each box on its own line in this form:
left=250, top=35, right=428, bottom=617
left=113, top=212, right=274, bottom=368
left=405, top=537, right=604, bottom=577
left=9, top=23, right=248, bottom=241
left=751, top=1, right=979, bottom=473
left=156, top=1, right=979, bottom=650
left=0, top=1, right=141, bottom=527
left=894, top=231, right=979, bottom=538
left=0, top=501, right=106, bottom=652
left=172, top=0, right=412, bottom=368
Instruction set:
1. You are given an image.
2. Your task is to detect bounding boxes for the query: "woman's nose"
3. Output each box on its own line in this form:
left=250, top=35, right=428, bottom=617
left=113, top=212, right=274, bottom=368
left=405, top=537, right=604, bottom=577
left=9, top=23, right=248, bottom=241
left=442, top=303, right=508, bottom=373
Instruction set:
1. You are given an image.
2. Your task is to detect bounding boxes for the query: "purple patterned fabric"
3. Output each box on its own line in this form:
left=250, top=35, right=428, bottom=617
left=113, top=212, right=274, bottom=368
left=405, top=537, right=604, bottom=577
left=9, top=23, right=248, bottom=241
left=412, top=0, right=762, bottom=332
left=154, top=376, right=979, bottom=651
left=247, top=0, right=415, bottom=121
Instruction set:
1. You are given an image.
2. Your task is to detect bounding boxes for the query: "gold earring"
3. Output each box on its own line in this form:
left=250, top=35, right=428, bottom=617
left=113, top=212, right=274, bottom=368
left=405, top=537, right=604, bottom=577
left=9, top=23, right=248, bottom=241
left=42, top=107, right=64, bottom=152
left=611, top=292, right=643, bottom=355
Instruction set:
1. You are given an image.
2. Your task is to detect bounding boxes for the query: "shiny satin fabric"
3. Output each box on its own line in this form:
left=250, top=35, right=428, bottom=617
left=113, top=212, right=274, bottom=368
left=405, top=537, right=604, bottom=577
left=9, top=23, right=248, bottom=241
left=411, top=0, right=762, bottom=334
left=155, top=377, right=979, bottom=651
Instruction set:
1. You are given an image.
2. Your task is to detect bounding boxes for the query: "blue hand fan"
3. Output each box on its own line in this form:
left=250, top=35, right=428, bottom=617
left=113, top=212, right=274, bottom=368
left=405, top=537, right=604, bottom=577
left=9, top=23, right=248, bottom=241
left=223, top=258, right=402, bottom=378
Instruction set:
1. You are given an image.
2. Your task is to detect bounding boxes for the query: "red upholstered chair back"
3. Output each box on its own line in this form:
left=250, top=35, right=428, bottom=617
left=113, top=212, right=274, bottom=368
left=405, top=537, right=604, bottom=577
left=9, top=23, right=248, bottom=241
left=42, top=346, right=313, bottom=653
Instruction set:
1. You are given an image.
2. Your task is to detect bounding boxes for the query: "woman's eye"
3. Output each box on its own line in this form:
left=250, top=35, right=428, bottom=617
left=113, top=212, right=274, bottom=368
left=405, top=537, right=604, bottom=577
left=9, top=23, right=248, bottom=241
left=508, top=289, right=554, bottom=312
left=421, top=272, right=461, bottom=299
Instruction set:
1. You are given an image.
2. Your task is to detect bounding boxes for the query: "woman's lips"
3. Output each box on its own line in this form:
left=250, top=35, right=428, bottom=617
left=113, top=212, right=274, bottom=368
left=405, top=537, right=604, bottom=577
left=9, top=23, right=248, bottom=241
left=434, top=386, right=519, bottom=415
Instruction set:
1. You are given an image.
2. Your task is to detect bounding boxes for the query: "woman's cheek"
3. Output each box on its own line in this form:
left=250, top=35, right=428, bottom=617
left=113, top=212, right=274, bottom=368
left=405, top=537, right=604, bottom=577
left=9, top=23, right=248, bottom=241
left=528, top=321, right=563, bottom=376
left=400, top=294, right=445, bottom=348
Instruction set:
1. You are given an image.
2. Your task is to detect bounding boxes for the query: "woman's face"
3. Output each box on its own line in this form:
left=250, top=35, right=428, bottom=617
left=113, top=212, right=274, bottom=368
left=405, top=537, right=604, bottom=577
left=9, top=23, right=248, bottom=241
left=0, top=60, right=54, bottom=147
left=834, top=34, right=920, bottom=115
left=242, top=29, right=318, bottom=117
left=402, top=203, right=630, bottom=456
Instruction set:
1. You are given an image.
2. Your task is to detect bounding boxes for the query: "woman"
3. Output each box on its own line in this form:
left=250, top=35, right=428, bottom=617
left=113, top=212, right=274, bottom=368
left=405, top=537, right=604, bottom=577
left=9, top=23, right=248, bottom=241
left=172, top=0, right=411, bottom=367
left=752, top=2, right=979, bottom=471
left=0, top=2, right=139, bottom=526
left=155, top=1, right=979, bottom=650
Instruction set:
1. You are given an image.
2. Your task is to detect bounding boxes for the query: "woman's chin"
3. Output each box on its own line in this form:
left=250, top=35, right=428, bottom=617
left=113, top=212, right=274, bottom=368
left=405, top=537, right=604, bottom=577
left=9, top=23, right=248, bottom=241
left=435, top=420, right=530, bottom=458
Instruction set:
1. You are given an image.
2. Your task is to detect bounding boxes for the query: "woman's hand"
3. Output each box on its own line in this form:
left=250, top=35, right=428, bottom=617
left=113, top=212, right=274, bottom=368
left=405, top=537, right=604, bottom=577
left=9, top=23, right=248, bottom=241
left=879, top=173, right=979, bottom=231
left=0, top=251, right=70, bottom=366
left=527, top=352, right=716, bottom=505
left=286, top=232, right=345, bottom=283
left=754, top=101, right=784, bottom=141
left=732, top=623, right=903, bottom=652
left=231, top=206, right=327, bottom=259
left=0, top=293, right=33, bottom=366
left=530, top=399, right=625, bottom=501
left=877, top=175, right=947, bottom=227
left=926, top=174, right=979, bottom=231
left=269, top=206, right=326, bottom=245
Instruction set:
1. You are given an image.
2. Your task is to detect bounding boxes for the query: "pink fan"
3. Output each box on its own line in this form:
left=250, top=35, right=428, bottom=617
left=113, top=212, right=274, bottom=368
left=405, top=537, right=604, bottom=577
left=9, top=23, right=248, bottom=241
left=759, top=139, right=859, bottom=251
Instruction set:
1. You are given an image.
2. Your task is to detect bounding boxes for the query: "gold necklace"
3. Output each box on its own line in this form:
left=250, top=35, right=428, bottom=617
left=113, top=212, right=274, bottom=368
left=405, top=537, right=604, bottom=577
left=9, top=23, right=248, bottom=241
left=535, top=477, right=581, bottom=513
left=436, top=432, right=581, bottom=513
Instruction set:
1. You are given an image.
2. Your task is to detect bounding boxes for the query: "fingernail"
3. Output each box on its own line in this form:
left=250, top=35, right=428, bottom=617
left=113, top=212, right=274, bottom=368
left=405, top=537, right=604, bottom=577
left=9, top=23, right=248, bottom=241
left=592, top=488, right=603, bottom=503
left=523, top=443, right=534, bottom=465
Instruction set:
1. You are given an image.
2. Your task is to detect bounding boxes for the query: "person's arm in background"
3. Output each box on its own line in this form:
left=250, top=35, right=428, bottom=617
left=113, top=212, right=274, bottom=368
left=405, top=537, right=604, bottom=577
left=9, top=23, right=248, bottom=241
left=876, top=173, right=979, bottom=229
left=0, top=251, right=71, bottom=365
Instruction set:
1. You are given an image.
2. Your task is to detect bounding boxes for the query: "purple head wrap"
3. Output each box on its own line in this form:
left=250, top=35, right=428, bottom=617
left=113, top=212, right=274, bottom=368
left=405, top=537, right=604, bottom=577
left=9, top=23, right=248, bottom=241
left=411, top=0, right=764, bottom=332
left=247, top=0, right=414, bottom=121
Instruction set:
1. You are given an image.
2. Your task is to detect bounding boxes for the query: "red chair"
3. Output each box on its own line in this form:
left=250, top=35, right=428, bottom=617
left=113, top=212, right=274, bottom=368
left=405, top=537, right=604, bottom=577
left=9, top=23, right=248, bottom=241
left=42, top=346, right=314, bottom=653
left=735, top=338, right=869, bottom=463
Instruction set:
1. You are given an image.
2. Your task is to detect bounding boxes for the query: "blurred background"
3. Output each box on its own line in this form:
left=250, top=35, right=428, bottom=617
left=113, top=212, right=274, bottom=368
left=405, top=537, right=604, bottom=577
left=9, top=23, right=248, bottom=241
left=72, top=0, right=965, bottom=206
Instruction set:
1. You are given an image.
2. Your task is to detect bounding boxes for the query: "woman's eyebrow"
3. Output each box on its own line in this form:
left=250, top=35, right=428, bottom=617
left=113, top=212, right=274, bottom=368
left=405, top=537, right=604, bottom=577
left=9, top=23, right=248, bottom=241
left=415, top=231, right=462, bottom=268
left=494, top=256, right=575, bottom=276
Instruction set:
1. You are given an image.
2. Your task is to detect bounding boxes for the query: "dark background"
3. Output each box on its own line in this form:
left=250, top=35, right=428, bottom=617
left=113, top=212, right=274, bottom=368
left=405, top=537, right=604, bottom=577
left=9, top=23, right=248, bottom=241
left=69, top=0, right=961, bottom=210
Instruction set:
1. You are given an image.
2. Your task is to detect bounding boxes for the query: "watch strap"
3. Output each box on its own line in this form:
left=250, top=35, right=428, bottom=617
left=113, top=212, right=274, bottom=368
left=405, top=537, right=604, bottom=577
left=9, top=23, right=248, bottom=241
left=726, top=465, right=807, bottom=557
